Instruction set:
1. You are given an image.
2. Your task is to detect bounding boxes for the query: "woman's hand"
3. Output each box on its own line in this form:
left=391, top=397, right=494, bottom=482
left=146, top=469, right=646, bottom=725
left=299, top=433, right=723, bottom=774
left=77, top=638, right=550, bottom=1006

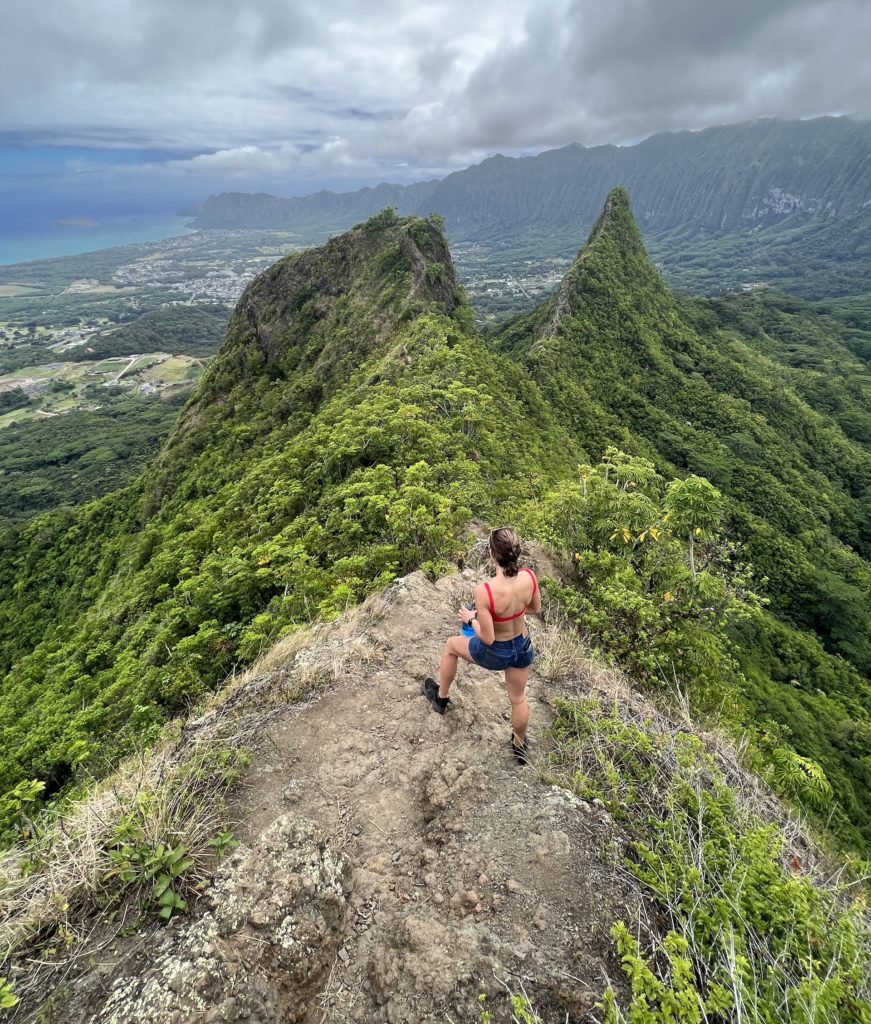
left=458, top=605, right=476, bottom=624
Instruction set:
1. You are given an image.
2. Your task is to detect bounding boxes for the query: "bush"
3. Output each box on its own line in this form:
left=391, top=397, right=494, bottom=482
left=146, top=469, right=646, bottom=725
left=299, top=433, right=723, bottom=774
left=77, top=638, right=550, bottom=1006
left=548, top=698, right=871, bottom=1023
left=522, top=448, right=757, bottom=714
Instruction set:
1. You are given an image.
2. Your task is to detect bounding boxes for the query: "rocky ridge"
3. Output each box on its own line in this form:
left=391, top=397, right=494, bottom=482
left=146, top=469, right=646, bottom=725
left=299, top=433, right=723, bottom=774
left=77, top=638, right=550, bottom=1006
left=44, top=545, right=645, bottom=1024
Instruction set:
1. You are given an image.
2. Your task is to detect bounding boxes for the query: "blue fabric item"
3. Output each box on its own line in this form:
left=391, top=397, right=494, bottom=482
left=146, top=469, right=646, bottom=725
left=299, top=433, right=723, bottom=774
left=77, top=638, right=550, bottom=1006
left=468, top=632, right=535, bottom=672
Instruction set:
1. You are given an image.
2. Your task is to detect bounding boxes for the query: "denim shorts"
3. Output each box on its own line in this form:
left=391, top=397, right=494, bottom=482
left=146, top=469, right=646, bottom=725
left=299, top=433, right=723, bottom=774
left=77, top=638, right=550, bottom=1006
left=468, top=632, right=535, bottom=672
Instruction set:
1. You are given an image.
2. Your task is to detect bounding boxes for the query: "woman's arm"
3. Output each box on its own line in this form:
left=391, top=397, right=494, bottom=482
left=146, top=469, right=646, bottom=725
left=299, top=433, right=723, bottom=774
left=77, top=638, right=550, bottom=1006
left=472, top=581, right=495, bottom=644
left=527, top=569, right=542, bottom=615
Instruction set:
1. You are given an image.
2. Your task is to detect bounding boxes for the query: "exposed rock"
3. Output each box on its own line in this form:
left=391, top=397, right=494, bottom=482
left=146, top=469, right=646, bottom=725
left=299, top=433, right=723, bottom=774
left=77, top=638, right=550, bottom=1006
left=96, top=816, right=349, bottom=1024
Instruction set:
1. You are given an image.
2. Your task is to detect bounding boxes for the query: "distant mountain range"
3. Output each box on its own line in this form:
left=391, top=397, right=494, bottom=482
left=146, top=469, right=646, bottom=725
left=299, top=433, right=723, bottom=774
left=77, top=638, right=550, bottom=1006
left=193, top=117, right=871, bottom=299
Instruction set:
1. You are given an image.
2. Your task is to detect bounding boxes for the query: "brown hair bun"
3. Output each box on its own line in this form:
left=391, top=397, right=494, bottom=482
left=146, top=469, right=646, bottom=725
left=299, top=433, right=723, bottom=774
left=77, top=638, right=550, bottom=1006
left=489, top=526, right=522, bottom=577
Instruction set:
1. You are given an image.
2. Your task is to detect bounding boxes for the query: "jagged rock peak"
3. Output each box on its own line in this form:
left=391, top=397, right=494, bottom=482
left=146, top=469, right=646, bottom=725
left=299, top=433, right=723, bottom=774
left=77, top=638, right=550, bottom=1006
left=232, top=208, right=464, bottom=357
left=537, top=187, right=666, bottom=341
left=189, top=209, right=465, bottom=399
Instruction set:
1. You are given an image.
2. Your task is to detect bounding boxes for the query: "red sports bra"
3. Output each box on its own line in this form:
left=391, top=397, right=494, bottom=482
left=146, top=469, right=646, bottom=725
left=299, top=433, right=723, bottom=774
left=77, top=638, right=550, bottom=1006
left=483, top=567, right=538, bottom=622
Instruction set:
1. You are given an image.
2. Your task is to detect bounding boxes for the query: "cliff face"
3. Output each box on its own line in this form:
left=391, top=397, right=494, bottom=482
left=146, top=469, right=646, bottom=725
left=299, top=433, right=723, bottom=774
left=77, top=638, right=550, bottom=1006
left=190, top=118, right=871, bottom=300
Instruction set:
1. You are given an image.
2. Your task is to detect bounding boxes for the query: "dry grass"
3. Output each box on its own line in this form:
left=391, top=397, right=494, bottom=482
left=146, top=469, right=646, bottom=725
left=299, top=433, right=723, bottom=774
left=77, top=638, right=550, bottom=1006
left=532, top=616, right=632, bottom=704
left=0, top=743, right=224, bottom=937
left=0, top=736, right=240, bottom=1020
left=0, top=601, right=385, bottom=1022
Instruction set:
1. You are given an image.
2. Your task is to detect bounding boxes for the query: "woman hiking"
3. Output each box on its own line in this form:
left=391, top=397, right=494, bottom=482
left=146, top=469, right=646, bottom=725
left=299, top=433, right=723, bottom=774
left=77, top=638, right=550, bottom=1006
left=422, top=527, right=540, bottom=764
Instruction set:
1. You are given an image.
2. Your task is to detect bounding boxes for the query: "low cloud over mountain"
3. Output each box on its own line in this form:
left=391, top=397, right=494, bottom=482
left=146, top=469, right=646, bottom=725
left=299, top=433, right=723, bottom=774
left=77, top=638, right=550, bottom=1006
left=2, top=0, right=870, bottom=206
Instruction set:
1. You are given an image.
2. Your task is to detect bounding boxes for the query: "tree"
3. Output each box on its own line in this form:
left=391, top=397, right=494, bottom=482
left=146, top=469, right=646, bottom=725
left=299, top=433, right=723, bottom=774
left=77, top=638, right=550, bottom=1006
left=662, top=476, right=722, bottom=576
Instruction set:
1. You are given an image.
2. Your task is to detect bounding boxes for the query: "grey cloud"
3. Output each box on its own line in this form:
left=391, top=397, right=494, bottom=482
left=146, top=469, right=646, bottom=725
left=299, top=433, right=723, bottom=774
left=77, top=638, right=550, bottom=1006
left=1, top=0, right=868, bottom=186
left=431, top=0, right=871, bottom=153
left=574, top=0, right=818, bottom=67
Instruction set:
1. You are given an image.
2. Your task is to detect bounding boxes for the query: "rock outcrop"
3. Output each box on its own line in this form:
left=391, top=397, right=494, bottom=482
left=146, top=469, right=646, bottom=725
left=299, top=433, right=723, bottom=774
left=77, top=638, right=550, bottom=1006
left=98, top=817, right=349, bottom=1024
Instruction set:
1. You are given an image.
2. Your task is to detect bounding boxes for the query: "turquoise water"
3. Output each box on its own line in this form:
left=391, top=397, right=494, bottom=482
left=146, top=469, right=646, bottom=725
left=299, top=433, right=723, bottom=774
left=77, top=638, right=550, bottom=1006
left=0, top=218, right=194, bottom=266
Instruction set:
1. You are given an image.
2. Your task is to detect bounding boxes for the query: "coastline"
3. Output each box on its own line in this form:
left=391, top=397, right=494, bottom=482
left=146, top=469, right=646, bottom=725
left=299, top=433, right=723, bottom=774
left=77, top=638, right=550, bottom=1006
left=0, top=217, right=194, bottom=267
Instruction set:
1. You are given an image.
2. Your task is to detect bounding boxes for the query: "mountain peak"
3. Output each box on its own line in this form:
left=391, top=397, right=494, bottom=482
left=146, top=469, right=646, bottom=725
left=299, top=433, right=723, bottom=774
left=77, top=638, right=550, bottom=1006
left=588, top=185, right=632, bottom=232
left=149, top=209, right=467, bottom=501
left=535, top=187, right=667, bottom=343
left=196, top=209, right=463, bottom=398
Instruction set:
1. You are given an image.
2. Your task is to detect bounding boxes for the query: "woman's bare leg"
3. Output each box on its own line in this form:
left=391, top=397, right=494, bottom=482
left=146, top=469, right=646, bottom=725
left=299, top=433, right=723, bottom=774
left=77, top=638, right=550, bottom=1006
left=438, top=635, right=473, bottom=698
left=505, top=666, right=531, bottom=744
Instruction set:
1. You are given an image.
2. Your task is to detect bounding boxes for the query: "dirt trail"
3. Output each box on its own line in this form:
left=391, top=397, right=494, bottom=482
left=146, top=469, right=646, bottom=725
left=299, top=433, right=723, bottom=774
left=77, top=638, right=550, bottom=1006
left=76, top=560, right=643, bottom=1024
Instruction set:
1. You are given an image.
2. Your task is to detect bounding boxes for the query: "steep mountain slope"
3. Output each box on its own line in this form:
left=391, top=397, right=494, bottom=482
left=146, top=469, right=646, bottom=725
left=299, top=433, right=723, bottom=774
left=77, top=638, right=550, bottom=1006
left=1, top=193, right=870, bottom=862
left=194, top=117, right=871, bottom=298
left=423, top=117, right=871, bottom=249
left=700, top=289, right=871, bottom=450
left=495, top=188, right=871, bottom=843
left=506, top=189, right=871, bottom=659
left=0, top=211, right=580, bottom=827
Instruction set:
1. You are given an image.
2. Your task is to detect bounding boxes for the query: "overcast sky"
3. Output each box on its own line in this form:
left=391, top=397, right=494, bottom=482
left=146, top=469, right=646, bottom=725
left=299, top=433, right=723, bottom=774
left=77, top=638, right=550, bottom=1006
left=1, top=0, right=869, bottom=215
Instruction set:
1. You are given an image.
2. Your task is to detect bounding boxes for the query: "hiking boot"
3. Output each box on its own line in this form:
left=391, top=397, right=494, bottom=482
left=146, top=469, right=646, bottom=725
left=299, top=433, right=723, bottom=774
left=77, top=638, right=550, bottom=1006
left=511, top=731, right=530, bottom=767
left=422, top=677, right=450, bottom=715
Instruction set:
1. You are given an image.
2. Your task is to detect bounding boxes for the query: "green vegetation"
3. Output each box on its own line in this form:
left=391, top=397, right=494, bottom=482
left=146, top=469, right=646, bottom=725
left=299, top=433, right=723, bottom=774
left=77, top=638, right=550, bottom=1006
left=65, top=304, right=229, bottom=362
left=524, top=450, right=755, bottom=716
left=0, top=195, right=870, bottom=864
left=0, top=978, right=17, bottom=1011
left=496, top=188, right=871, bottom=850
left=478, top=989, right=542, bottom=1023
left=698, top=289, right=871, bottom=448
left=0, top=390, right=33, bottom=414
left=0, top=615, right=351, bottom=1014
left=103, top=796, right=203, bottom=921
left=0, top=732, right=252, bottom=1016
left=648, top=211, right=871, bottom=300
left=0, top=305, right=230, bottom=521
left=0, top=213, right=579, bottom=845
left=0, top=393, right=187, bottom=526
left=548, top=697, right=871, bottom=1023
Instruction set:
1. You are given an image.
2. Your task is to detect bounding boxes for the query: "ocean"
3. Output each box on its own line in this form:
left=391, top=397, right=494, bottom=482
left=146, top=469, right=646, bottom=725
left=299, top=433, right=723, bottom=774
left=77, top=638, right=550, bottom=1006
left=0, top=217, right=194, bottom=267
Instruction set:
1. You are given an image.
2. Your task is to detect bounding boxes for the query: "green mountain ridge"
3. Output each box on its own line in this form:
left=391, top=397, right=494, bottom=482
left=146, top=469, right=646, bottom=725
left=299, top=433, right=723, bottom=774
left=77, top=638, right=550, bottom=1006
left=195, top=118, right=871, bottom=236
left=1, top=193, right=870, bottom=857
left=499, top=191, right=871, bottom=845
left=193, top=116, right=871, bottom=299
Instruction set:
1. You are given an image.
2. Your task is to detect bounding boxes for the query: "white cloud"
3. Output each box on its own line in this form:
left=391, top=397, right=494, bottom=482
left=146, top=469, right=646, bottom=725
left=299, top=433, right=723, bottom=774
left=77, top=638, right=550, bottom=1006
left=1, top=0, right=869, bottom=189
left=171, top=144, right=301, bottom=175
